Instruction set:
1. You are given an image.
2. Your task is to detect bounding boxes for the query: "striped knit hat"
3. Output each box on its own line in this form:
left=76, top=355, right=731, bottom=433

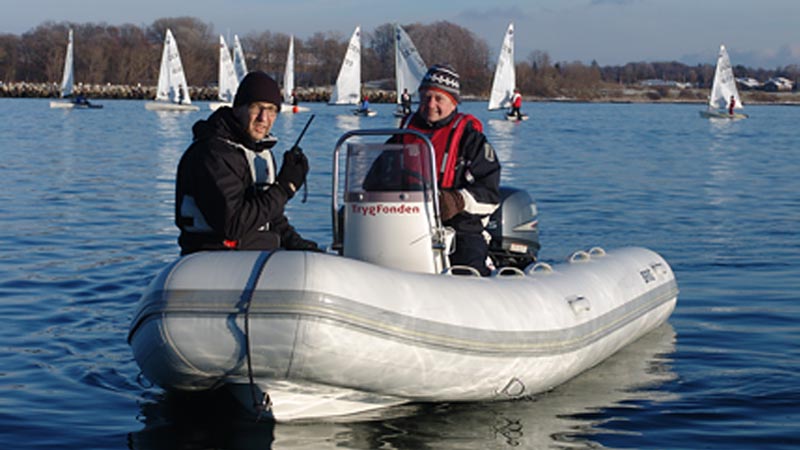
left=419, top=64, right=460, bottom=103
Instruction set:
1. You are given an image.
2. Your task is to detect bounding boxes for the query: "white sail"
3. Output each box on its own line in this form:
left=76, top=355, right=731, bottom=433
left=50, top=29, right=103, bottom=109
left=329, top=26, right=361, bottom=105
left=217, top=35, right=238, bottom=103
left=394, top=24, right=427, bottom=104
left=283, top=35, right=295, bottom=104
left=233, top=34, right=248, bottom=81
left=154, top=29, right=192, bottom=106
left=488, top=23, right=515, bottom=110
left=280, top=35, right=309, bottom=113
left=708, top=44, right=743, bottom=111
left=59, top=29, right=74, bottom=98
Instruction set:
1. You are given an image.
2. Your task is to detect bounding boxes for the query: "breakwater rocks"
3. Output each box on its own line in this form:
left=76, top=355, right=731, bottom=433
left=0, top=82, right=397, bottom=103
left=5, top=81, right=797, bottom=105
left=2, top=82, right=161, bottom=100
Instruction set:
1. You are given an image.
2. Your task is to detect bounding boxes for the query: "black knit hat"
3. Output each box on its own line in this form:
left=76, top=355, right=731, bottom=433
left=418, top=64, right=460, bottom=103
left=233, top=71, right=282, bottom=108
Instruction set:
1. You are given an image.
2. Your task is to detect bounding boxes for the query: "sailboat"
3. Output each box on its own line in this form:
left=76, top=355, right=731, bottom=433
left=232, top=35, right=248, bottom=82
left=145, top=29, right=199, bottom=111
left=50, top=29, right=102, bottom=109
left=280, top=35, right=309, bottom=113
left=699, top=44, right=747, bottom=119
left=393, top=24, right=427, bottom=117
left=488, top=23, right=527, bottom=121
left=209, top=35, right=239, bottom=111
left=329, top=26, right=375, bottom=117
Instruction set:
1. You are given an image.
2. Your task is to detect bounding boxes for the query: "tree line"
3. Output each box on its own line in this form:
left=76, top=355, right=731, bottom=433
left=0, top=17, right=491, bottom=96
left=1, top=16, right=798, bottom=99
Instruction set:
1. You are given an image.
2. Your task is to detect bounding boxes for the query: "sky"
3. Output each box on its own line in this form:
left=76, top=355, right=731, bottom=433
left=3, top=0, right=799, bottom=69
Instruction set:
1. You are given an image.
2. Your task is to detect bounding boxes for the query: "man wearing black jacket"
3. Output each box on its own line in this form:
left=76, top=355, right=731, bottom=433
left=398, top=64, right=501, bottom=275
left=175, top=71, right=319, bottom=255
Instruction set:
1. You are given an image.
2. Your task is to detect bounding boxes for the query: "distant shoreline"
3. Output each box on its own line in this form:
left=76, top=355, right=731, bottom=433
left=3, top=81, right=799, bottom=105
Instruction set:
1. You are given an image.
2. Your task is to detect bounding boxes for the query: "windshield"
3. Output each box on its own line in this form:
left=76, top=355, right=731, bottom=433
left=347, top=142, right=434, bottom=193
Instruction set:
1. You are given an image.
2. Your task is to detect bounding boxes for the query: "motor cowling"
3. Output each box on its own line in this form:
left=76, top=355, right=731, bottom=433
left=487, top=187, right=540, bottom=269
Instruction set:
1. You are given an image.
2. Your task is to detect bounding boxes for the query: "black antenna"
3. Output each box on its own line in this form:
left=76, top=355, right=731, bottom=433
left=291, top=114, right=314, bottom=203
left=292, top=114, right=315, bottom=150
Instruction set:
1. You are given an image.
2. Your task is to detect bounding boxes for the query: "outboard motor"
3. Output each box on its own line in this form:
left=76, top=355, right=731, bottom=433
left=332, top=129, right=452, bottom=274
left=487, top=187, right=540, bottom=269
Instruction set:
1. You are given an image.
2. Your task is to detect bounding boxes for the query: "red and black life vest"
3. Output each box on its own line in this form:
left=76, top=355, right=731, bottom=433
left=400, top=113, right=482, bottom=188
left=512, top=93, right=522, bottom=108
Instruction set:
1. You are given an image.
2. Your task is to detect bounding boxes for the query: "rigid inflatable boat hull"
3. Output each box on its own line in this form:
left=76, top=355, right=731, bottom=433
left=129, top=247, right=677, bottom=421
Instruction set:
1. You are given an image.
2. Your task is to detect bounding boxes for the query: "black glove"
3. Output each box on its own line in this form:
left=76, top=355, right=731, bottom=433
left=439, top=190, right=465, bottom=222
left=284, top=232, right=323, bottom=252
left=276, top=147, right=309, bottom=198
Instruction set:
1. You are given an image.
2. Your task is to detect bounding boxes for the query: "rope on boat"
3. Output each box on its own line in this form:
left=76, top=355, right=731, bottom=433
left=241, top=250, right=273, bottom=421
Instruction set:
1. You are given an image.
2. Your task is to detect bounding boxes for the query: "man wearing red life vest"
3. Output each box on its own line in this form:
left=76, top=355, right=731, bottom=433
left=399, top=64, right=501, bottom=275
left=511, top=88, right=523, bottom=119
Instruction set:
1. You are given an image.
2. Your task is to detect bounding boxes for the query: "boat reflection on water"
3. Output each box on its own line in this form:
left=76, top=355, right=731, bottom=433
left=335, top=113, right=360, bottom=133
left=153, top=110, right=187, bottom=139
left=130, top=389, right=276, bottom=450
left=486, top=118, right=520, bottom=185
left=469, top=322, right=678, bottom=448
left=128, top=323, right=676, bottom=449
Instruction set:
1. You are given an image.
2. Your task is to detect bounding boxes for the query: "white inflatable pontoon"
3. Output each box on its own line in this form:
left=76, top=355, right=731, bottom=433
left=129, top=129, right=678, bottom=422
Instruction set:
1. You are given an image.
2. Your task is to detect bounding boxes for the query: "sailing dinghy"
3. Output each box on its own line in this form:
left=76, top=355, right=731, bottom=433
left=281, top=35, right=310, bottom=113
left=699, top=45, right=747, bottom=119
left=50, top=29, right=102, bottom=109
left=393, top=24, right=427, bottom=117
left=145, top=29, right=199, bottom=112
left=232, top=35, right=248, bottom=83
left=209, top=35, right=239, bottom=111
left=488, top=23, right=526, bottom=121
left=329, top=26, right=375, bottom=116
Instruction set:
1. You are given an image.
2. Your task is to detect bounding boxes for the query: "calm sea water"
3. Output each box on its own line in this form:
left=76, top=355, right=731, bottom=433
left=1, top=98, right=798, bottom=449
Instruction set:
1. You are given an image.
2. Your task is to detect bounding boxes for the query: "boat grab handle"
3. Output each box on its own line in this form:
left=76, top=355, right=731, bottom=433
left=495, top=266, right=525, bottom=277
left=444, top=265, right=482, bottom=277
left=588, top=247, right=606, bottom=257
left=569, top=250, right=591, bottom=263
left=569, top=247, right=606, bottom=263
left=525, top=261, right=553, bottom=275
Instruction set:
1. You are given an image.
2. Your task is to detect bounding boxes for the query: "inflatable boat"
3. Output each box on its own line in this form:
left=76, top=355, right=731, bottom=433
left=129, top=129, right=678, bottom=422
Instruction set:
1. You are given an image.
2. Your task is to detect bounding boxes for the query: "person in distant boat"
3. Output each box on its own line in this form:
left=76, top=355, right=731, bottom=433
left=400, top=88, right=412, bottom=115
left=291, top=90, right=299, bottom=113
left=74, top=94, right=89, bottom=106
left=359, top=95, right=370, bottom=113
left=510, top=88, right=523, bottom=119
left=175, top=71, right=320, bottom=255
left=374, top=64, right=501, bottom=275
left=178, top=85, right=185, bottom=104
left=728, top=95, right=736, bottom=115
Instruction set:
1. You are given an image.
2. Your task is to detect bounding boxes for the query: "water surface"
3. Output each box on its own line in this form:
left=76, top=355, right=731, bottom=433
left=1, top=99, right=798, bottom=449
